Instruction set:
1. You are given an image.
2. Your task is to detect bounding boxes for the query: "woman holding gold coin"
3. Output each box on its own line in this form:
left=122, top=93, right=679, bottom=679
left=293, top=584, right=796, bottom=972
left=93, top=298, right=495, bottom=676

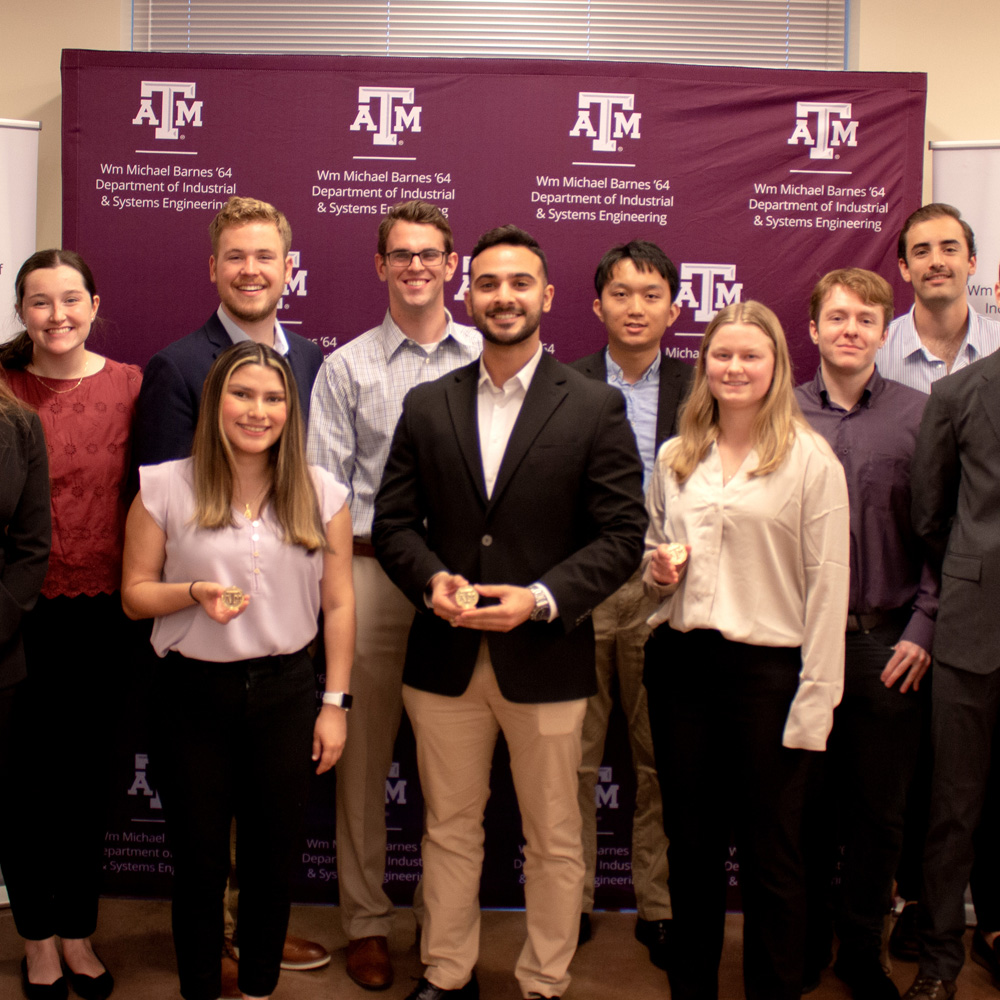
left=640, top=301, right=849, bottom=1000
left=122, top=341, right=354, bottom=1000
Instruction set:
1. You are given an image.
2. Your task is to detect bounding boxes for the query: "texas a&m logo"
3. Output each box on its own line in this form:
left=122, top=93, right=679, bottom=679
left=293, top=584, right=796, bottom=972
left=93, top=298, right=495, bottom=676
left=787, top=101, right=859, bottom=160
left=569, top=92, right=642, bottom=152
left=350, top=87, right=423, bottom=146
left=132, top=81, right=203, bottom=140
left=279, top=251, right=308, bottom=312
left=676, top=264, right=744, bottom=324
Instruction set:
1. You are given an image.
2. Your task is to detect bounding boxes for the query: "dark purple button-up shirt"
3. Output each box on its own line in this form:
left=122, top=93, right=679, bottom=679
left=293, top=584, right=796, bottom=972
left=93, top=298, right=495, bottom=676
left=796, top=367, right=937, bottom=651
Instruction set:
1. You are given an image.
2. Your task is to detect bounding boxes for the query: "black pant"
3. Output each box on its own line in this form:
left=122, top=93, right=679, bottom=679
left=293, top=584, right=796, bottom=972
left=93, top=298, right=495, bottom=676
left=0, top=594, right=125, bottom=941
left=918, top=661, right=1000, bottom=980
left=153, top=648, right=315, bottom=1000
left=803, top=619, right=924, bottom=964
left=644, top=627, right=810, bottom=1000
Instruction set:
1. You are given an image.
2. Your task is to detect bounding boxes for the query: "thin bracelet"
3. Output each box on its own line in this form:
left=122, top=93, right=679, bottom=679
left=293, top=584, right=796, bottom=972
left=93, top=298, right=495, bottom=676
left=189, top=580, right=203, bottom=602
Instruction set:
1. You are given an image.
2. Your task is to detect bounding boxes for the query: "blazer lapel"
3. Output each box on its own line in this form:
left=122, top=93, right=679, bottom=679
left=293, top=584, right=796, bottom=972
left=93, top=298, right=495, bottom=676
left=488, top=353, right=568, bottom=508
left=655, top=352, right=685, bottom=447
left=978, top=356, right=1000, bottom=448
left=444, top=364, right=489, bottom=506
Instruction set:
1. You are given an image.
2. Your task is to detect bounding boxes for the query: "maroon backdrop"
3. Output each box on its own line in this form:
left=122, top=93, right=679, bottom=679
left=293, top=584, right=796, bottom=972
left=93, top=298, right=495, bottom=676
left=60, top=48, right=926, bottom=908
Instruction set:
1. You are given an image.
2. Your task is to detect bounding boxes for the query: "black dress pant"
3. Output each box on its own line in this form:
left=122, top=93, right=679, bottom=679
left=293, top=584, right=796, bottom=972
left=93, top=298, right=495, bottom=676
left=0, top=594, right=124, bottom=941
left=803, top=618, right=924, bottom=964
left=917, top=661, right=1000, bottom=980
left=153, top=648, right=315, bottom=1000
left=644, top=626, right=810, bottom=1000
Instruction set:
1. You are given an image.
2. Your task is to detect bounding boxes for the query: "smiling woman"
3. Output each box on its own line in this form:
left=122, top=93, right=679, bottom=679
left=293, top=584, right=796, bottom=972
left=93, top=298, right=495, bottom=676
left=641, top=300, right=850, bottom=1000
left=0, top=249, right=142, bottom=1000
left=121, top=342, right=355, bottom=1000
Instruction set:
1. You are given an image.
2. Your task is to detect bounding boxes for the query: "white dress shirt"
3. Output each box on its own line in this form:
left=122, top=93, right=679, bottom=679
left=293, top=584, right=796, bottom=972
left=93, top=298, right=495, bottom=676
left=476, top=345, right=557, bottom=619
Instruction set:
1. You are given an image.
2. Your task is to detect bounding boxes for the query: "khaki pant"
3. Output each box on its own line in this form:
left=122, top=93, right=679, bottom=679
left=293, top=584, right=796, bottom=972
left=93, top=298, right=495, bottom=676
left=404, top=641, right=586, bottom=999
left=577, top=570, right=671, bottom=920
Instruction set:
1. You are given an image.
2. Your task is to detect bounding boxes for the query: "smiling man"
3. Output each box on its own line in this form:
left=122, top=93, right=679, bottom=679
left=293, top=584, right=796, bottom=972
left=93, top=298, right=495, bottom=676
left=306, top=200, right=480, bottom=991
left=795, top=269, right=936, bottom=1000
left=570, top=240, right=692, bottom=966
left=876, top=203, right=1000, bottom=393
left=373, top=224, right=647, bottom=1000
left=133, top=196, right=323, bottom=468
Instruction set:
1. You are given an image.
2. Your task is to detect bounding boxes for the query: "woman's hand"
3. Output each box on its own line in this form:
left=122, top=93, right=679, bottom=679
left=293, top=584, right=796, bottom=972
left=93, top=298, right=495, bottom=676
left=312, top=705, right=347, bottom=774
left=189, top=581, right=250, bottom=624
left=649, top=543, right=690, bottom=587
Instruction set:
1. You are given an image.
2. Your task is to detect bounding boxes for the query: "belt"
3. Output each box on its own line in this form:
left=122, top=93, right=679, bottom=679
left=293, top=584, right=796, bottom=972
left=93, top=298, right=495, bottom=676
left=846, top=609, right=898, bottom=633
left=353, top=538, right=376, bottom=559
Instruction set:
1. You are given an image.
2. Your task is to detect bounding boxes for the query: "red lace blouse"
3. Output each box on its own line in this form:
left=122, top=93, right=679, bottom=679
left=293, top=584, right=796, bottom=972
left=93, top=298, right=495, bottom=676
left=6, top=360, right=142, bottom=598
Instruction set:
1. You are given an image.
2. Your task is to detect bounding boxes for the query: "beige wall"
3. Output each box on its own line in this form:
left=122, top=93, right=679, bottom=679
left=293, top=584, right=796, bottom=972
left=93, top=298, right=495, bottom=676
left=853, top=0, right=1000, bottom=202
left=2, top=0, right=999, bottom=248
left=2, top=0, right=125, bottom=248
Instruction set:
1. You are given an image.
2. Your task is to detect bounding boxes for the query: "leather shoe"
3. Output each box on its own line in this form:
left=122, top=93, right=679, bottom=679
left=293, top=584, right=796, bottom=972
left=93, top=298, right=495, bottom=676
left=834, top=952, right=899, bottom=1000
left=20, top=957, right=68, bottom=1000
left=890, top=904, right=921, bottom=962
left=635, top=917, right=672, bottom=972
left=347, top=936, right=393, bottom=990
left=220, top=955, right=241, bottom=999
left=972, top=927, right=1000, bottom=984
left=901, top=976, right=957, bottom=1000
left=280, top=934, right=331, bottom=971
left=404, top=971, right=479, bottom=999
left=577, top=913, right=591, bottom=946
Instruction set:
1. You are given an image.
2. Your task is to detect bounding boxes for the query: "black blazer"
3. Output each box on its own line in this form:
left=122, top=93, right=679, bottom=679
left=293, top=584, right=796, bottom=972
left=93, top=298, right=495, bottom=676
left=0, top=411, right=50, bottom=689
left=912, top=350, right=1000, bottom=675
left=569, top=348, right=693, bottom=452
left=373, top=352, right=647, bottom=704
left=131, top=312, right=324, bottom=468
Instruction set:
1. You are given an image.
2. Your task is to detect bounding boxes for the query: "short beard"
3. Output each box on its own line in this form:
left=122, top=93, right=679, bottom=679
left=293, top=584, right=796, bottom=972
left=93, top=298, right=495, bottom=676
left=475, top=310, right=541, bottom=347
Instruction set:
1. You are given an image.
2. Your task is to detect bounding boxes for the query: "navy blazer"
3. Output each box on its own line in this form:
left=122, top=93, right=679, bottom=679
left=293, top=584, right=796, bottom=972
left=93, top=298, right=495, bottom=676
left=373, top=352, right=648, bottom=704
left=569, top=348, right=693, bottom=453
left=132, top=312, right=323, bottom=468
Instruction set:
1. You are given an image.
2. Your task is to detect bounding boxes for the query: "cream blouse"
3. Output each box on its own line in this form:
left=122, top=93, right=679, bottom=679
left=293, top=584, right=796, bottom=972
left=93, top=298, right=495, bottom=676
left=642, top=427, right=849, bottom=751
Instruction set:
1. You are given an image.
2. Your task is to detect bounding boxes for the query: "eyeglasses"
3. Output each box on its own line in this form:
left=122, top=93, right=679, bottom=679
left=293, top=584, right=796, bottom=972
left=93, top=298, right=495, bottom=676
left=383, top=249, right=447, bottom=267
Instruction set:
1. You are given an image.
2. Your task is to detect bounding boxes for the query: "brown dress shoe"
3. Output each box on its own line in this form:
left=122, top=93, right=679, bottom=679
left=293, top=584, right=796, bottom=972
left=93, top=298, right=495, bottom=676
left=280, top=934, right=331, bottom=971
left=220, top=956, right=241, bottom=999
left=346, top=935, right=394, bottom=991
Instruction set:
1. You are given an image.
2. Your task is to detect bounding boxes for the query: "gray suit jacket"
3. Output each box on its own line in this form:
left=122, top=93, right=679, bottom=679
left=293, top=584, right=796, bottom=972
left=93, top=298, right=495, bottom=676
left=912, top=350, right=1000, bottom=674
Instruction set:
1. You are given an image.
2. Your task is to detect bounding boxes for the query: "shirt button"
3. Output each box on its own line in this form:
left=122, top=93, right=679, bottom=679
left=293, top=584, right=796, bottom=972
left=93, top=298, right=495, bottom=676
left=481, top=534, right=493, bottom=547
left=254, top=568, right=261, bottom=574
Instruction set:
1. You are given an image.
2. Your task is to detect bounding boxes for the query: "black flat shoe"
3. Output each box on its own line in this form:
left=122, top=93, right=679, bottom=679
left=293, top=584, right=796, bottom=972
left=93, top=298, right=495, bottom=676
left=65, top=957, right=114, bottom=1000
left=20, top=957, right=68, bottom=1000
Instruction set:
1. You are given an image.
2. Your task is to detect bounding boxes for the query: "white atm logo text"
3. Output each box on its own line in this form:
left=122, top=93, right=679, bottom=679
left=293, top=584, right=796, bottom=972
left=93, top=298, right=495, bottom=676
left=569, top=93, right=642, bottom=152
left=677, top=264, right=744, bottom=323
left=132, top=81, right=203, bottom=140
left=279, top=251, right=307, bottom=312
left=787, top=102, right=858, bottom=160
left=350, top=87, right=422, bottom=145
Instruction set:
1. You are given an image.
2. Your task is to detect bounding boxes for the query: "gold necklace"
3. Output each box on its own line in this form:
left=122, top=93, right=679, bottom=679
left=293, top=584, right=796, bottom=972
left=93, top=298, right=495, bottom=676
left=28, top=357, right=90, bottom=393
left=236, top=481, right=270, bottom=520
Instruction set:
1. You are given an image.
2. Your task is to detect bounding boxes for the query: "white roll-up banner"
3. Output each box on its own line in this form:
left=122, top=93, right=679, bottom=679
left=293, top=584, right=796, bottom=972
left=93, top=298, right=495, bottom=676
left=931, top=140, right=1000, bottom=319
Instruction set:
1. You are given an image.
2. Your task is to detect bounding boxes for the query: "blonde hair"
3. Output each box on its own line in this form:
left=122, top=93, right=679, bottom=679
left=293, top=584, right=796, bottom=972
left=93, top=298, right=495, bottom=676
left=666, top=300, right=804, bottom=484
left=191, top=342, right=326, bottom=551
left=209, top=196, right=292, bottom=256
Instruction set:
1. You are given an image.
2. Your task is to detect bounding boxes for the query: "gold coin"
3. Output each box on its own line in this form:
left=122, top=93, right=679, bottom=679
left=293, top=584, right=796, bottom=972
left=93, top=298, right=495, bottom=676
left=221, top=586, right=244, bottom=609
left=665, top=543, right=688, bottom=566
left=455, top=585, right=479, bottom=609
